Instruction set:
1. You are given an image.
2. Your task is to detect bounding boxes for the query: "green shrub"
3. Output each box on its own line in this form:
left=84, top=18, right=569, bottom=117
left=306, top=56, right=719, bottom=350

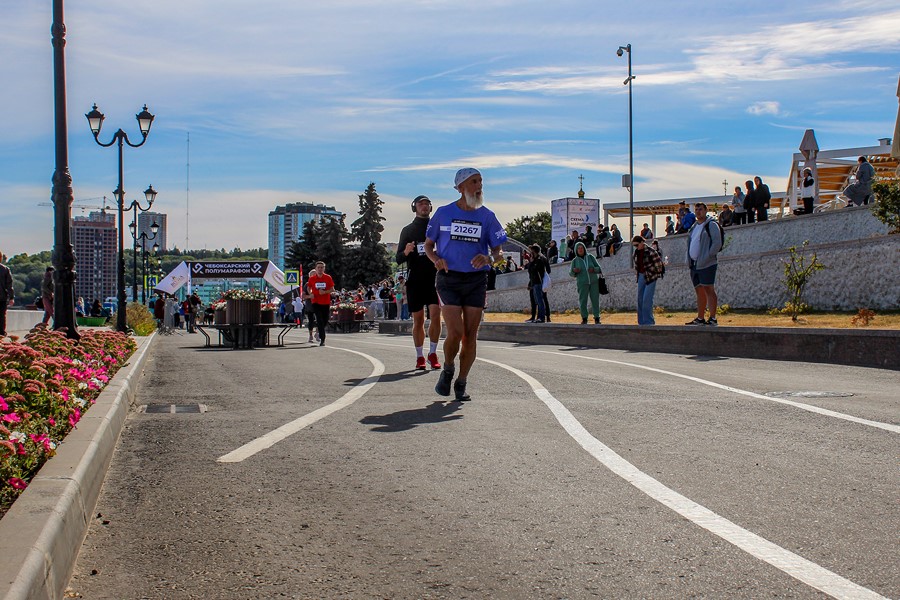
left=116, top=302, right=157, bottom=336
left=872, top=182, right=900, bottom=233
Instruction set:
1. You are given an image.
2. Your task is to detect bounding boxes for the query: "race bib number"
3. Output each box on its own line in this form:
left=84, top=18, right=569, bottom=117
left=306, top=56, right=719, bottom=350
left=417, top=242, right=426, bottom=255
left=450, top=220, right=482, bottom=243
left=315, top=282, right=326, bottom=289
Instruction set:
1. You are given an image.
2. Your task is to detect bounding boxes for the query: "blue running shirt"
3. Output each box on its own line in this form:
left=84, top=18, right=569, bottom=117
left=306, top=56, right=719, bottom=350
left=426, top=202, right=508, bottom=273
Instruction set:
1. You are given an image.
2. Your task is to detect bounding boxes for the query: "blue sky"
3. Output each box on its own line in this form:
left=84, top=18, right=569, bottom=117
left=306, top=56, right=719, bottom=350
left=1, top=0, right=898, bottom=256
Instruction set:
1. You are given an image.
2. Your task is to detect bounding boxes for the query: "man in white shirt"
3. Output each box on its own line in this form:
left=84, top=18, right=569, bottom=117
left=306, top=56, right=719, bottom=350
left=291, top=294, right=304, bottom=325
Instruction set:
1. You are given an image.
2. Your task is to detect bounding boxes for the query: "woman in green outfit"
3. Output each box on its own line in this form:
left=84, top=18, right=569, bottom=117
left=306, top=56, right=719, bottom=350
left=568, top=241, right=602, bottom=324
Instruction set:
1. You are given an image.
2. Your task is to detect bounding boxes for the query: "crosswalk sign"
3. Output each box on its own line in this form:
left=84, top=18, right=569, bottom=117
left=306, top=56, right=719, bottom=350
left=284, top=269, right=300, bottom=286
left=145, top=275, right=159, bottom=290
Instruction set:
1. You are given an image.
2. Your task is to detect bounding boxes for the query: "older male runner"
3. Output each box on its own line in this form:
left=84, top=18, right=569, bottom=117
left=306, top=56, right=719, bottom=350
left=397, top=194, right=442, bottom=371
left=425, top=168, right=507, bottom=402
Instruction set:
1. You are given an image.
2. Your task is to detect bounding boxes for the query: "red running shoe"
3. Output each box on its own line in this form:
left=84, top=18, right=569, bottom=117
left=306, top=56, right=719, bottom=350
left=415, top=356, right=427, bottom=370
left=427, top=352, right=442, bottom=370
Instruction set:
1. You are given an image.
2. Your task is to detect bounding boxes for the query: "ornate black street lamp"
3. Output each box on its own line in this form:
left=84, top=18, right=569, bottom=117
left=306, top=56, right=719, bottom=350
left=126, top=185, right=158, bottom=301
left=86, top=103, right=154, bottom=332
left=129, top=213, right=159, bottom=303
left=141, top=245, right=159, bottom=303
left=50, top=0, right=79, bottom=339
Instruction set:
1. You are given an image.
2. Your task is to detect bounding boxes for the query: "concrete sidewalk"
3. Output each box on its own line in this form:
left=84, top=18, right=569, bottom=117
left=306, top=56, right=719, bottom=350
left=0, top=334, right=156, bottom=600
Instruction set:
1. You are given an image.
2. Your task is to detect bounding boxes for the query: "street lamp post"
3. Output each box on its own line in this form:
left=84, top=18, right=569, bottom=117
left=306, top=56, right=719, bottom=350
left=617, top=44, right=635, bottom=240
left=49, top=0, right=79, bottom=339
left=86, top=104, right=155, bottom=332
left=141, top=244, right=159, bottom=303
left=127, top=189, right=158, bottom=302
left=130, top=218, right=159, bottom=303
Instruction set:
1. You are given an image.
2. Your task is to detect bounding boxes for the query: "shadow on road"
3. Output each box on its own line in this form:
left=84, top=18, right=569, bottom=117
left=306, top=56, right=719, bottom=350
left=344, top=370, right=431, bottom=385
left=360, top=401, right=464, bottom=432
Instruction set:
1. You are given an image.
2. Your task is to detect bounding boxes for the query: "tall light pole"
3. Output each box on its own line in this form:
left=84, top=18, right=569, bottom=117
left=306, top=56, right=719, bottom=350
left=126, top=186, right=158, bottom=301
left=50, top=0, right=79, bottom=339
left=130, top=216, right=159, bottom=303
left=617, top=44, right=635, bottom=240
left=86, top=104, right=155, bottom=332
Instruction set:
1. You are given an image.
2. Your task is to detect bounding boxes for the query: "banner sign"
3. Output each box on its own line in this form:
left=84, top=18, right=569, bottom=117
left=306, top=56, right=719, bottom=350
left=189, top=261, right=268, bottom=278
left=551, top=197, right=600, bottom=245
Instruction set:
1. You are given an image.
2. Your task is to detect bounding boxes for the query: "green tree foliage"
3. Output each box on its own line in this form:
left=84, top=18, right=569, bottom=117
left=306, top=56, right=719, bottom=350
left=504, top=211, right=551, bottom=247
left=6, top=251, right=52, bottom=305
left=345, top=182, right=391, bottom=288
left=285, top=220, right=319, bottom=273
left=315, top=215, right=350, bottom=289
left=872, top=182, right=900, bottom=233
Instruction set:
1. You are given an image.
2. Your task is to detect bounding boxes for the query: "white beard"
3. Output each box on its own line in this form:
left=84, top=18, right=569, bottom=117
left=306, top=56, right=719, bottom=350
left=464, top=191, right=483, bottom=209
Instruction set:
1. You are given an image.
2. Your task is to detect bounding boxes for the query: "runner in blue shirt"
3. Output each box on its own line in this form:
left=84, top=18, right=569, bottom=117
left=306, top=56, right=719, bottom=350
left=425, top=168, right=507, bottom=402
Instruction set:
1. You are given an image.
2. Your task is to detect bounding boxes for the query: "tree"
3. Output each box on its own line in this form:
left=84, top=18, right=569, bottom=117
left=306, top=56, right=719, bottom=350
left=780, top=240, right=826, bottom=321
left=504, top=211, right=551, bottom=248
left=315, top=215, right=350, bottom=289
left=346, top=182, right=392, bottom=287
left=872, top=182, right=900, bottom=234
left=285, top=220, right=319, bottom=272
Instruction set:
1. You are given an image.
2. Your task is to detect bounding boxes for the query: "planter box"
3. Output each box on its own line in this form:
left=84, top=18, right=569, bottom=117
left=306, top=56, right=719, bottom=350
left=260, top=310, right=276, bottom=324
left=214, top=309, right=226, bottom=325
left=225, top=299, right=260, bottom=324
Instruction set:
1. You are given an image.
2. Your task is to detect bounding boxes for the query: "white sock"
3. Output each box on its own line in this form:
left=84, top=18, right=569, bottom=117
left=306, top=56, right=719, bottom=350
left=415, top=346, right=424, bottom=358
left=429, top=341, right=438, bottom=355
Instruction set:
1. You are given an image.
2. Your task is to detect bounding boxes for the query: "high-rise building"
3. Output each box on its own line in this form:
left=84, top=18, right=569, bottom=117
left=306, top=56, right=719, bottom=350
left=137, top=211, right=167, bottom=251
left=268, top=202, right=342, bottom=270
left=72, top=210, right=117, bottom=304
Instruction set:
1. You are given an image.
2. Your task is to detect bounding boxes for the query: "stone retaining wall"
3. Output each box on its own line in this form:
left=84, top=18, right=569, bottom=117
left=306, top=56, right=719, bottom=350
left=490, top=204, right=898, bottom=312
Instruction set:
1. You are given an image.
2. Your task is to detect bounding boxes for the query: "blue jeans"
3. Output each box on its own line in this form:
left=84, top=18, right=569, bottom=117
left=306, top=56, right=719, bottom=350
left=531, top=286, right=546, bottom=321
left=637, top=277, right=656, bottom=325
left=400, top=304, right=409, bottom=320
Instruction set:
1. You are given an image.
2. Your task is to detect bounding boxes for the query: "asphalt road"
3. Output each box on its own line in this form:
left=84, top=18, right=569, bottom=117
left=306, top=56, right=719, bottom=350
left=67, top=328, right=899, bottom=599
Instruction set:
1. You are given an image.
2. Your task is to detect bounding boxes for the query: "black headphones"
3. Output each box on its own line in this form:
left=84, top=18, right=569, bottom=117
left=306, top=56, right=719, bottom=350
left=411, top=195, right=431, bottom=212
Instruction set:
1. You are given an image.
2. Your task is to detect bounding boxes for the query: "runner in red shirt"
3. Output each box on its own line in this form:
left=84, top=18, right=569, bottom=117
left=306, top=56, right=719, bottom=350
left=306, top=261, right=335, bottom=346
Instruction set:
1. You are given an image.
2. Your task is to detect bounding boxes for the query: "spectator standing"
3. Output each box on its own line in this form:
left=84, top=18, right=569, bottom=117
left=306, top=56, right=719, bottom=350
left=843, top=156, right=876, bottom=206
left=75, top=297, right=85, bottom=316
left=743, top=180, right=757, bottom=224
left=568, top=241, right=602, bottom=324
left=424, top=167, right=507, bottom=402
left=754, top=176, right=771, bottom=221
left=732, top=186, right=747, bottom=225
left=291, top=294, right=304, bottom=324
left=632, top=236, right=666, bottom=326
left=395, top=276, right=409, bottom=321
left=639, top=223, right=654, bottom=240
left=565, top=230, right=580, bottom=261
left=0, top=253, right=14, bottom=337
left=307, top=261, right=336, bottom=346
left=152, top=294, right=165, bottom=328
left=546, top=239, right=559, bottom=264
left=526, top=244, right=550, bottom=323
left=801, top=168, right=815, bottom=214
left=41, top=266, right=54, bottom=325
left=664, top=216, right=675, bottom=236
left=685, top=203, right=723, bottom=326
left=680, top=205, right=697, bottom=232
left=379, top=281, right=391, bottom=319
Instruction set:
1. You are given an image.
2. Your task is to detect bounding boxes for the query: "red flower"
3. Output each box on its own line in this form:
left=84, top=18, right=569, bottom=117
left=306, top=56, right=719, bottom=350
left=8, top=478, right=27, bottom=490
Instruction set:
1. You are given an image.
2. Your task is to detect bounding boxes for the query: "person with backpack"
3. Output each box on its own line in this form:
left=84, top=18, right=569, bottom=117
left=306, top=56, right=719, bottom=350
left=685, top=202, right=723, bottom=326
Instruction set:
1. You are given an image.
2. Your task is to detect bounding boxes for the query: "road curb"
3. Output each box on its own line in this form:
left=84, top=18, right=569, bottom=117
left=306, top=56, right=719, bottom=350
left=378, top=321, right=899, bottom=370
left=0, top=333, right=157, bottom=600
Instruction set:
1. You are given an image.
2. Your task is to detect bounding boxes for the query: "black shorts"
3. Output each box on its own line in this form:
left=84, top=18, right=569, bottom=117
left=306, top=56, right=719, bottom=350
left=406, top=279, right=439, bottom=313
left=435, top=271, right=488, bottom=309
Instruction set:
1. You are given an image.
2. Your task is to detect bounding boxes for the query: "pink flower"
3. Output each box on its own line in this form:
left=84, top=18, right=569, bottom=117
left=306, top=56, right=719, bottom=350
left=68, top=408, right=81, bottom=427
left=8, top=478, right=27, bottom=490
left=0, top=397, right=7, bottom=411
left=2, top=413, right=21, bottom=423
left=48, top=417, right=56, bottom=426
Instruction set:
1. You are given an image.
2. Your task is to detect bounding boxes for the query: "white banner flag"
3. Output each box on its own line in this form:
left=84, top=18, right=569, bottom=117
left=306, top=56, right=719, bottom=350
left=263, top=262, right=291, bottom=294
left=154, top=261, right=190, bottom=295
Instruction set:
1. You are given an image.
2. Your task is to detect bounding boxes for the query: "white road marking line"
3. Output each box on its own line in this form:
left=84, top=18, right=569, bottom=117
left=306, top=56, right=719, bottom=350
left=342, top=337, right=898, bottom=433
left=508, top=347, right=900, bottom=435
left=478, top=356, right=887, bottom=600
left=216, top=347, right=384, bottom=463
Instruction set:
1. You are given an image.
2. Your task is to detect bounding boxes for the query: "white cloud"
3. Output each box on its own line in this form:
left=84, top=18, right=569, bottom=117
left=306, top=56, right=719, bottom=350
left=747, top=101, right=781, bottom=116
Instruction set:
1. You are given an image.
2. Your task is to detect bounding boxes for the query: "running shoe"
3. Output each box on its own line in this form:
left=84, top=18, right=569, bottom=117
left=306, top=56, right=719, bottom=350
left=594, top=317, right=601, bottom=324
left=706, top=317, right=718, bottom=326
left=453, top=379, right=471, bottom=402
left=685, top=317, right=706, bottom=325
left=435, top=367, right=454, bottom=397
left=427, top=352, right=441, bottom=370
left=415, top=356, right=427, bottom=370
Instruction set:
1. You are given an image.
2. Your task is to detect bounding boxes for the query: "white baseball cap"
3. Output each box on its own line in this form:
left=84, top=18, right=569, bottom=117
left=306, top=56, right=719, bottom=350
left=453, top=168, right=481, bottom=191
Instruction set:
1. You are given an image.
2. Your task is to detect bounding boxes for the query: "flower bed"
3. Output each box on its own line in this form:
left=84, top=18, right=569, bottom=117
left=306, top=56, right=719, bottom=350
left=0, top=327, right=136, bottom=516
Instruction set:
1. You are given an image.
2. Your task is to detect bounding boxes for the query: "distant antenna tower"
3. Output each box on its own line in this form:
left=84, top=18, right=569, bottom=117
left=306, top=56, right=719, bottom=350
left=185, top=132, right=190, bottom=250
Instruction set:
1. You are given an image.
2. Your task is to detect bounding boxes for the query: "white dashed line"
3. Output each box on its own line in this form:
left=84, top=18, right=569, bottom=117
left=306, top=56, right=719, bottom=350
left=478, top=356, right=888, bottom=600
left=217, top=347, right=384, bottom=463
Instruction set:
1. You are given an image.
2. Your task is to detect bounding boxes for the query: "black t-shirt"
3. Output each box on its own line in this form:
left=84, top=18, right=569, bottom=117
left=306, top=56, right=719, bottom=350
left=396, top=216, right=437, bottom=286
